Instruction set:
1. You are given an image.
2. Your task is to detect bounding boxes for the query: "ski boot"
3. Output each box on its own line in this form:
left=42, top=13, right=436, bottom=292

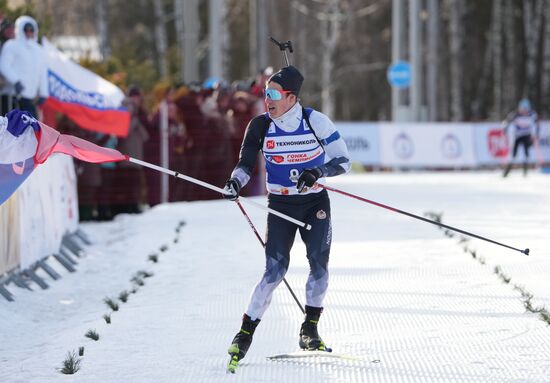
left=299, top=305, right=331, bottom=352
left=227, top=314, right=260, bottom=373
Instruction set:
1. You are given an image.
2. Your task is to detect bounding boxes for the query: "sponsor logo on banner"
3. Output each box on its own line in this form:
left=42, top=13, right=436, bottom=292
left=393, top=132, right=414, bottom=159
left=487, top=129, right=508, bottom=158
left=343, top=137, right=370, bottom=151
left=441, top=133, right=461, bottom=159
left=266, top=140, right=275, bottom=149
left=539, top=135, right=550, bottom=148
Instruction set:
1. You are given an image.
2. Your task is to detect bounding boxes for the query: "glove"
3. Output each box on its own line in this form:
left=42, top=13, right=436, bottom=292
left=223, top=178, right=241, bottom=201
left=14, top=81, right=24, bottom=95
left=296, top=168, right=323, bottom=193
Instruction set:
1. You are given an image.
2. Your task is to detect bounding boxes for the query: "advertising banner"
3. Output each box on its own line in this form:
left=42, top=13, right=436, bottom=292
left=378, top=122, right=476, bottom=167
left=473, top=122, right=550, bottom=165
left=537, top=122, right=550, bottom=163
left=0, top=196, right=20, bottom=275
left=335, top=122, right=379, bottom=165
left=18, top=154, right=78, bottom=269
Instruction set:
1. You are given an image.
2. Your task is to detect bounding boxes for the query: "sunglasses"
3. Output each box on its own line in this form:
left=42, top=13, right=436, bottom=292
left=264, top=88, right=292, bottom=101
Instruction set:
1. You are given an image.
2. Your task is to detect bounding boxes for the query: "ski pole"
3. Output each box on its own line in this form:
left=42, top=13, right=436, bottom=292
left=318, top=183, right=530, bottom=256
left=127, top=157, right=311, bottom=230
left=235, top=200, right=305, bottom=314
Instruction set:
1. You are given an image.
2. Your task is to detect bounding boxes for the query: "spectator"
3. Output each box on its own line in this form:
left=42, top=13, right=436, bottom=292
left=57, top=116, right=104, bottom=221
left=97, top=133, right=119, bottom=220
left=144, top=82, right=172, bottom=205
left=0, top=18, right=14, bottom=45
left=229, top=91, right=256, bottom=161
left=0, top=16, right=48, bottom=118
left=175, top=88, right=207, bottom=200
left=116, top=86, right=150, bottom=213
left=170, top=85, right=190, bottom=201
left=249, top=66, right=273, bottom=98
left=199, top=87, right=234, bottom=195
left=249, top=67, right=273, bottom=116
left=0, top=18, right=15, bottom=114
left=228, top=90, right=263, bottom=196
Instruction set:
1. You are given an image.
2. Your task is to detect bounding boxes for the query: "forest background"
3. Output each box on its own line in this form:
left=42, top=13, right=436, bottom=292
left=1, top=0, right=549, bottom=122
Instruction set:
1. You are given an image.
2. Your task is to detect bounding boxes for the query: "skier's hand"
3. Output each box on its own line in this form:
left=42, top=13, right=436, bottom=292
left=297, top=168, right=323, bottom=193
left=223, top=178, right=241, bottom=201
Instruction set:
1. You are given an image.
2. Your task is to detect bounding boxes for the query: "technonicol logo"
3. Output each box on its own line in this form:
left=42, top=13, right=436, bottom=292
left=276, top=139, right=317, bottom=147
left=264, top=134, right=319, bottom=152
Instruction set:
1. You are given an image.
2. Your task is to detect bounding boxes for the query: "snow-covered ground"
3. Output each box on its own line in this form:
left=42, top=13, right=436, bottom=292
left=1, top=170, right=550, bottom=383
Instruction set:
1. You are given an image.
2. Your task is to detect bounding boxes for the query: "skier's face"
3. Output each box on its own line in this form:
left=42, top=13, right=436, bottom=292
left=265, top=82, right=296, bottom=119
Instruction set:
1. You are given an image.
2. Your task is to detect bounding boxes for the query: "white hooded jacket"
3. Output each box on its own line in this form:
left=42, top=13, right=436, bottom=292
left=0, top=16, right=48, bottom=100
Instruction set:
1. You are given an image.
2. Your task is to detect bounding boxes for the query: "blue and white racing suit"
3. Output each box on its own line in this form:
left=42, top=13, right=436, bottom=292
left=230, top=102, right=350, bottom=320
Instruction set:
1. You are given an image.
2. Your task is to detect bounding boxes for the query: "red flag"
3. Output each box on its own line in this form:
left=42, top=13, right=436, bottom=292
left=35, top=121, right=128, bottom=164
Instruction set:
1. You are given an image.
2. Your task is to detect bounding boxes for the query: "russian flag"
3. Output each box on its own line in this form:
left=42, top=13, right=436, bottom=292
left=41, top=37, right=130, bottom=137
left=0, top=109, right=128, bottom=206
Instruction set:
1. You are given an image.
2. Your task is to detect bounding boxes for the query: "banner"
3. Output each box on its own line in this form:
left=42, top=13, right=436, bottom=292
left=337, top=121, right=550, bottom=168
left=0, top=196, right=20, bottom=275
left=472, top=123, right=512, bottom=166
left=17, top=154, right=78, bottom=269
left=378, top=122, right=476, bottom=167
left=537, top=122, right=550, bottom=163
left=42, top=38, right=130, bottom=137
left=335, top=122, right=379, bottom=165
left=473, top=122, right=550, bottom=165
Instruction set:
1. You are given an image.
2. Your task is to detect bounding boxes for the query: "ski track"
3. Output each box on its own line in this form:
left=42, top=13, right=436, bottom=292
left=1, top=171, right=550, bottom=382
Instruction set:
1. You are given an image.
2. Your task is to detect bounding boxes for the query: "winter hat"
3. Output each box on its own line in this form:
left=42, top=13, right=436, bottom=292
left=268, top=65, right=304, bottom=96
left=518, top=98, right=531, bottom=111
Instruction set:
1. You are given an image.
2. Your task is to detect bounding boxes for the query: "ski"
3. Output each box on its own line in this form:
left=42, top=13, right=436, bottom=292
left=267, top=350, right=363, bottom=362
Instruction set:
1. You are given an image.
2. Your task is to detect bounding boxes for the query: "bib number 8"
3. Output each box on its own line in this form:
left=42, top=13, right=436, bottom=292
left=289, top=168, right=300, bottom=183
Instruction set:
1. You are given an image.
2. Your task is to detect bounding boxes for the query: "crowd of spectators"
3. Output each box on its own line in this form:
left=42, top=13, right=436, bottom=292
left=0, top=13, right=272, bottom=221
left=74, top=71, right=272, bottom=221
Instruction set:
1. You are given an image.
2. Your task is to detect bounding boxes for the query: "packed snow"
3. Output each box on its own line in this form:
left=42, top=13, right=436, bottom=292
left=1, top=170, right=550, bottom=382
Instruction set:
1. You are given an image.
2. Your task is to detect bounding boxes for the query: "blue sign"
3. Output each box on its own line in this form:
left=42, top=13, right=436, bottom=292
left=387, top=61, right=411, bottom=88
